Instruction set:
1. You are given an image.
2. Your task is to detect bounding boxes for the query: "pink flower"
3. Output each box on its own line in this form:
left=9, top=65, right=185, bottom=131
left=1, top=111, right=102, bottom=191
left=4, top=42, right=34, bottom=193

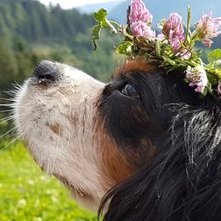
left=196, top=12, right=221, bottom=47
left=128, top=0, right=154, bottom=38
left=162, top=13, right=185, bottom=51
left=185, top=65, right=208, bottom=94
left=157, top=34, right=165, bottom=41
left=176, top=49, right=192, bottom=60
left=130, top=21, right=155, bottom=39
left=129, top=0, right=153, bottom=24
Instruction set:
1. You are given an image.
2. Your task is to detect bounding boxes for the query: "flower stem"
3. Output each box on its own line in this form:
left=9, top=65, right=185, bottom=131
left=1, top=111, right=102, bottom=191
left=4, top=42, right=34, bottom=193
left=184, top=6, right=191, bottom=45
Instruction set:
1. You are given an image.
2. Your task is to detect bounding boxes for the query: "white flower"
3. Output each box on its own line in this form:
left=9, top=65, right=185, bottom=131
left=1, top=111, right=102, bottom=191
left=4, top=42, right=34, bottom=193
left=196, top=12, right=221, bottom=47
left=27, top=179, right=34, bottom=185
left=33, top=217, right=42, bottom=221
left=185, top=65, right=208, bottom=94
left=17, top=199, right=27, bottom=208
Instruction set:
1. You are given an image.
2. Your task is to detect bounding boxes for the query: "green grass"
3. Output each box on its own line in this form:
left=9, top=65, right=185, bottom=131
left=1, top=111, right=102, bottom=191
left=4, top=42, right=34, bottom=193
left=0, top=141, right=98, bottom=221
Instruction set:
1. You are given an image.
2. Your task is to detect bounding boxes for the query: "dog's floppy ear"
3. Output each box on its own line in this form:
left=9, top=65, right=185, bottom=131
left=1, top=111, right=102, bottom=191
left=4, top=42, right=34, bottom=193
left=99, top=103, right=221, bottom=221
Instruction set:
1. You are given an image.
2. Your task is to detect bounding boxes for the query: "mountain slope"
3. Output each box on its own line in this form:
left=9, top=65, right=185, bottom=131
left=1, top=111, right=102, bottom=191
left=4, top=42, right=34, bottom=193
left=109, top=0, right=221, bottom=23
left=0, top=0, right=95, bottom=44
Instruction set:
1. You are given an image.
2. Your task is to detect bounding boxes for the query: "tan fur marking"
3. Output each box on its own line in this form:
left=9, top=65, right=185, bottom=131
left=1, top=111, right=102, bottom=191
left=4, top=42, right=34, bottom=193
left=47, top=123, right=61, bottom=135
left=95, top=117, right=135, bottom=185
left=66, top=115, right=79, bottom=126
left=115, top=57, right=157, bottom=77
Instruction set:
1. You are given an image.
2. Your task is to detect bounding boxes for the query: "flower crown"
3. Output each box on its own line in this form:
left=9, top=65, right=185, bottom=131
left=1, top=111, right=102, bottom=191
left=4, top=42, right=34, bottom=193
left=92, top=0, right=221, bottom=97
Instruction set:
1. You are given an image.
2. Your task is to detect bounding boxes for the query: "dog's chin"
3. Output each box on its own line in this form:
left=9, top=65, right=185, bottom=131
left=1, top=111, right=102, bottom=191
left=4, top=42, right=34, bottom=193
left=54, top=174, right=98, bottom=209
left=27, top=137, right=102, bottom=209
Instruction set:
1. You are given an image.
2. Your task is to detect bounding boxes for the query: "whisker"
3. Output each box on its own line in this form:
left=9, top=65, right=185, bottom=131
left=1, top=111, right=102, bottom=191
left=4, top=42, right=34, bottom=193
left=0, top=137, right=21, bottom=151
left=11, top=81, right=21, bottom=88
left=3, top=91, right=15, bottom=96
left=0, top=116, right=14, bottom=123
left=0, top=97, right=15, bottom=102
left=0, top=104, right=13, bottom=107
left=0, top=110, right=13, bottom=113
left=4, top=86, right=21, bottom=94
left=0, top=127, right=16, bottom=139
left=1, top=84, right=21, bottom=105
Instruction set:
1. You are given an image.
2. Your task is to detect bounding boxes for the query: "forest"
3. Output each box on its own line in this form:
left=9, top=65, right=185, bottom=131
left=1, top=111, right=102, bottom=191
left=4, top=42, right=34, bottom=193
left=0, top=0, right=122, bottom=135
left=0, top=0, right=121, bottom=91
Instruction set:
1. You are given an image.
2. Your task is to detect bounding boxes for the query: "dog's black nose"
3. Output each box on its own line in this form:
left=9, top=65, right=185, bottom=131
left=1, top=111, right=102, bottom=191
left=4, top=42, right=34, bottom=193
left=33, top=60, right=59, bottom=83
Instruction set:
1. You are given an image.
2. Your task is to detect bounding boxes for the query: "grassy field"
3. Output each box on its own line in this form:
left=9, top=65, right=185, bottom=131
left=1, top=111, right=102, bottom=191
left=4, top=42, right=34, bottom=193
left=0, top=140, right=97, bottom=221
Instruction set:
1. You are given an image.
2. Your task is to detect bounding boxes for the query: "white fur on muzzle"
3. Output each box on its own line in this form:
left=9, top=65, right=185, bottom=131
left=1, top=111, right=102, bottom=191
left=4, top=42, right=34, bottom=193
left=14, top=61, right=107, bottom=209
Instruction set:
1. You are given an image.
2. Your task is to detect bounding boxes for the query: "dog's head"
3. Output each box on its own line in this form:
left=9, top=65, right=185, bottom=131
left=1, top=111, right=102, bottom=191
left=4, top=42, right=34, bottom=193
left=14, top=59, right=221, bottom=220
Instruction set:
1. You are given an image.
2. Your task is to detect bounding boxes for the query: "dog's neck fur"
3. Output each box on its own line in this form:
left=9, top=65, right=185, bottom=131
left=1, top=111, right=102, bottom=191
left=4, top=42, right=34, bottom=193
left=100, top=73, right=221, bottom=221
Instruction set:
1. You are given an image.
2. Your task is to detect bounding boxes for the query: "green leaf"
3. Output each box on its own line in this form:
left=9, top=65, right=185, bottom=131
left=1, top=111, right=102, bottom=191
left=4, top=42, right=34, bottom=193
left=162, top=56, right=176, bottom=66
left=94, top=8, right=108, bottom=27
left=91, top=24, right=102, bottom=50
left=115, top=41, right=133, bottom=55
left=207, top=72, right=219, bottom=86
left=208, top=49, right=221, bottom=63
left=213, top=68, right=221, bottom=79
left=92, top=9, right=118, bottom=50
left=155, top=38, right=161, bottom=57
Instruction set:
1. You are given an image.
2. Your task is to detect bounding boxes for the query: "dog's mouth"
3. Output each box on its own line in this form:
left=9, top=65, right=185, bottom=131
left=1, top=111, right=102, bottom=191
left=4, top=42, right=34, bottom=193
left=53, top=174, right=95, bottom=201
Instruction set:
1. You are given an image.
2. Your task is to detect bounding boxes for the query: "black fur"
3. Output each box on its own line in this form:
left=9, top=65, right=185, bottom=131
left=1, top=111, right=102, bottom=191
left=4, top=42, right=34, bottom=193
left=99, top=68, right=221, bottom=221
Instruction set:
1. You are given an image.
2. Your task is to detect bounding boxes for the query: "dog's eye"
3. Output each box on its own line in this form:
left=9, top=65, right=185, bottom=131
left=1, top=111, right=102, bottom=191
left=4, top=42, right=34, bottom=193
left=121, top=84, right=139, bottom=98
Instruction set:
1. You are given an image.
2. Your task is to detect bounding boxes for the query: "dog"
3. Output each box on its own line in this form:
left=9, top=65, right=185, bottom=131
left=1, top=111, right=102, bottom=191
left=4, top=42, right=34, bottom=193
left=14, top=58, right=221, bottom=221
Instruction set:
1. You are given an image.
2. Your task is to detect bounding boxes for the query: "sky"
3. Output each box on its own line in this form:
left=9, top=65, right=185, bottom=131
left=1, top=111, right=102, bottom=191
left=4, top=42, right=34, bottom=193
left=38, top=0, right=124, bottom=9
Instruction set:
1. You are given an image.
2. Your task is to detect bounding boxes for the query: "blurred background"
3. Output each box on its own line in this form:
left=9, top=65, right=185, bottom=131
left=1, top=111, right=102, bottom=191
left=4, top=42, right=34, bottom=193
left=0, top=0, right=220, bottom=220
